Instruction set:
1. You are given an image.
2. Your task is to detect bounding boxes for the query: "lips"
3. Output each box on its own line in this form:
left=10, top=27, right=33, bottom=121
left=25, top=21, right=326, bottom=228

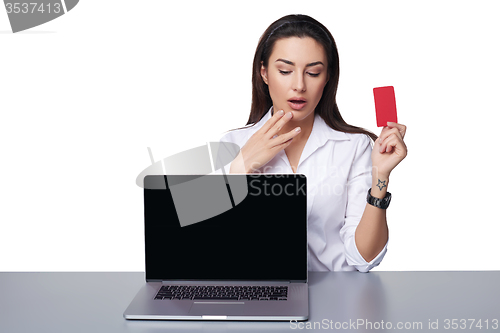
left=287, top=98, right=307, bottom=110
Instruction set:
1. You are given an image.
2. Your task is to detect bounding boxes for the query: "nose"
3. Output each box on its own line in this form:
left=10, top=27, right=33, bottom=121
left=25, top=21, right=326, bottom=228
left=292, top=72, right=306, bottom=92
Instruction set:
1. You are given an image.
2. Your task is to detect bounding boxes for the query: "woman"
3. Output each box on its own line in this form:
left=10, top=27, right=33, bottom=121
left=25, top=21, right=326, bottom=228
left=220, top=14, right=407, bottom=272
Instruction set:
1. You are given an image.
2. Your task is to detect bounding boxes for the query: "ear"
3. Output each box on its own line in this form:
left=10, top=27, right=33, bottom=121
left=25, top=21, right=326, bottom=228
left=260, top=61, right=269, bottom=85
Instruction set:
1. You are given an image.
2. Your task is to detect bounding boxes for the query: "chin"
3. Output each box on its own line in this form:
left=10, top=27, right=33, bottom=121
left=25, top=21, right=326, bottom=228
left=290, top=109, right=314, bottom=121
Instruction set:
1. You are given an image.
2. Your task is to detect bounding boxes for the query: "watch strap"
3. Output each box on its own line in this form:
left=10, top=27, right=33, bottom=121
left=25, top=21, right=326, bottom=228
left=366, top=188, right=391, bottom=209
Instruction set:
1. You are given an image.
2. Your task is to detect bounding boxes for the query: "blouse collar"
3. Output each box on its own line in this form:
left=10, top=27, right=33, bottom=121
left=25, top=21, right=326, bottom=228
left=255, top=106, right=350, bottom=168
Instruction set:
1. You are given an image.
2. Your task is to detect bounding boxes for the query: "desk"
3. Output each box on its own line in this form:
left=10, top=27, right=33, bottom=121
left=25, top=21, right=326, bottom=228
left=0, top=271, right=499, bottom=332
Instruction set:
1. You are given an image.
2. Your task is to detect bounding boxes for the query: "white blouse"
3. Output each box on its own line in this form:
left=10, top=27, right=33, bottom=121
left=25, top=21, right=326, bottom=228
left=219, top=107, right=388, bottom=272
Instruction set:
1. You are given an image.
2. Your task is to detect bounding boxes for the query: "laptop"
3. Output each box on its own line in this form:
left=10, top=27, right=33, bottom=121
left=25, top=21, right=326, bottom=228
left=123, top=173, right=309, bottom=321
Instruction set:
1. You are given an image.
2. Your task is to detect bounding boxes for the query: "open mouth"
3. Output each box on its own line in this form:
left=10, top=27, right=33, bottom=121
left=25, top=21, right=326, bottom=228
left=288, top=99, right=307, bottom=110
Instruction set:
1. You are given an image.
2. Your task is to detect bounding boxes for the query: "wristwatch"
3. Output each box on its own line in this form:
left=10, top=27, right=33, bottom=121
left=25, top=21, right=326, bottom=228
left=366, top=188, right=392, bottom=209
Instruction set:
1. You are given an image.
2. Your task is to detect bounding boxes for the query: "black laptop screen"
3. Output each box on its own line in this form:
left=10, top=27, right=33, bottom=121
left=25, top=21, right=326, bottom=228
left=144, top=174, right=307, bottom=281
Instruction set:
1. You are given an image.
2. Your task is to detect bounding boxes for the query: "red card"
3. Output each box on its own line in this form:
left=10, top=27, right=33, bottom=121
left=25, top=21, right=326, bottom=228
left=373, top=86, right=398, bottom=127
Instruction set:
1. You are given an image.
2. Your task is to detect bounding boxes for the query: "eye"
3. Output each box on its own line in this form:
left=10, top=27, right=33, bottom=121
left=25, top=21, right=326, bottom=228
left=307, top=72, right=320, bottom=77
left=279, top=70, right=291, bottom=75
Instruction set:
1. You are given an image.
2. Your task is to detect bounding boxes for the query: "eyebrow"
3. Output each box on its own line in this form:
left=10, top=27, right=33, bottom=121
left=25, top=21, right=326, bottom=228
left=275, top=58, right=324, bottom=67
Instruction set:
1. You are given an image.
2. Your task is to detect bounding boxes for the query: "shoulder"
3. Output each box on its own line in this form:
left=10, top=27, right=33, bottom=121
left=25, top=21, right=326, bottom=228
left=313, top=114, right=372, bottom=150
left=346, top=132, right=373, bottom=156
left=219, top=124, right=259, bottom=147
left=326, top=128, right=373, bottom=157
left=343, top=132, right=372, bottom=147
left=220, top=108, right=273, bottom=146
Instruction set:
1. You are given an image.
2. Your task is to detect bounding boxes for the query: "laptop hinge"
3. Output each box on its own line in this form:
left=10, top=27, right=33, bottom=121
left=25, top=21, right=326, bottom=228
left=157, top=280, right=294, bottom=285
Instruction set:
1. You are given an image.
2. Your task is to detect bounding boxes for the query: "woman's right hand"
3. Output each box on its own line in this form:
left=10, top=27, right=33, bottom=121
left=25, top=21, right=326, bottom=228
left=230, top=109, right=301, bottom=173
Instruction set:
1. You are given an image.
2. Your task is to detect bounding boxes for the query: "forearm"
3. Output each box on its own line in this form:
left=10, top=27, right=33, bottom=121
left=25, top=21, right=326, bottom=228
left=229, top=152, right=249, bottom=173
left=229, top=151, right=266, bottom=174
left=354, top=175, right=389, bottom=262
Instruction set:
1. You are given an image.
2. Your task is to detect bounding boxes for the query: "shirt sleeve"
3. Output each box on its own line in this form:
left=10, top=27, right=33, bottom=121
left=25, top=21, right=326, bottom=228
left=339, top=135, right=388, bottom=273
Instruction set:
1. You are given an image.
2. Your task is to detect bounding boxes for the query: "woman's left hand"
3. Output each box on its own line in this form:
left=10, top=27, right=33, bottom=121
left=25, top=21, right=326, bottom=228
left=371, top=122, right=407, bottom=179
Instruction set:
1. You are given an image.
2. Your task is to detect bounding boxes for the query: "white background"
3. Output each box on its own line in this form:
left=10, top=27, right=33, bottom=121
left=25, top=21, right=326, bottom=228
left=1, top=0, right=499, bottom=271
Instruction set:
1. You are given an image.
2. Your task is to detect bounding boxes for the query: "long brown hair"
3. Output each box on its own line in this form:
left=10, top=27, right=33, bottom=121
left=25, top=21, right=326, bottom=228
left=246, top=14, right=377, bottom=141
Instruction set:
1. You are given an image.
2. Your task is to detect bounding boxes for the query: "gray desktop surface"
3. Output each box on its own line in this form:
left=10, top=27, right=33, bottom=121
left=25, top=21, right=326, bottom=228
left=0, top=271, right=499, bottom=332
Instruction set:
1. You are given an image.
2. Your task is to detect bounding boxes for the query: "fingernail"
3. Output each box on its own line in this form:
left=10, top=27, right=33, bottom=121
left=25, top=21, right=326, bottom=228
left=286, top=112, right=293, bottom=118
left=278, top=110, right=284, bottom=115
left=295, top=127, right=301, bottom=132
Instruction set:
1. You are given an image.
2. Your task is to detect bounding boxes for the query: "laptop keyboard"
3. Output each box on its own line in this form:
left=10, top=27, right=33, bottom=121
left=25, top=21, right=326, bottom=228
left=154, top=285, right=288, bottom=301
